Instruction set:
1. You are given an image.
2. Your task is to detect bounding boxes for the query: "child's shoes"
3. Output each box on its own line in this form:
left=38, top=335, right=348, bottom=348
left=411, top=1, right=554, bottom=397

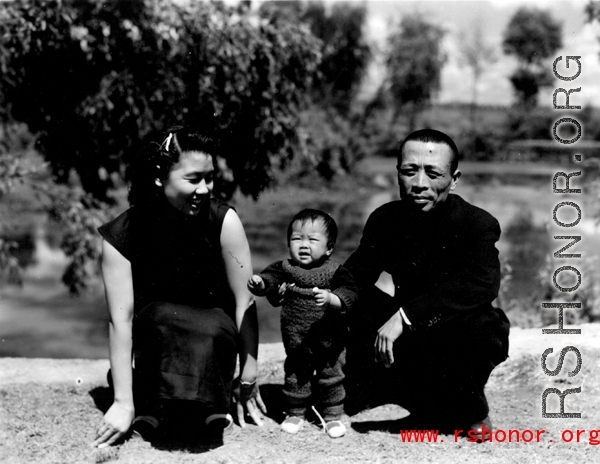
left=281, top=416, right=304, bottom=434
left=325, top=420, right=346, bottom=438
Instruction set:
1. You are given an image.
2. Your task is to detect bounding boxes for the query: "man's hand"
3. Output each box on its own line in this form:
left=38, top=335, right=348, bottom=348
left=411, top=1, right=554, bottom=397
left=247, top=275, right=265, bottom=293
left=313, top=287, right=331, bottom=307
left=374, top=310, right=404, bottom=368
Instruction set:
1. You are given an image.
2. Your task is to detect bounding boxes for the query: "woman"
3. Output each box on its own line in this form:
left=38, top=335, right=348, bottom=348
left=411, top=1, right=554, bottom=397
left=91, top=128, right=265, bottom=448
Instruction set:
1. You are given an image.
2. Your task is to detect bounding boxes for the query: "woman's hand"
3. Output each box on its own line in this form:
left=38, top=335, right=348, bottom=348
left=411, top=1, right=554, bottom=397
left=90, top=401, right=134, bottom=448
left=232, top=378, right=267, bottom=428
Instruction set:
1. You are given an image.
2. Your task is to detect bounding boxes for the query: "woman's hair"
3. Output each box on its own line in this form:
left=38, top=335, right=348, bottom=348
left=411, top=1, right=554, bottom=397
left=128, top=126, right=217, bottom=208
left=287, top=209, right=338, bottom=250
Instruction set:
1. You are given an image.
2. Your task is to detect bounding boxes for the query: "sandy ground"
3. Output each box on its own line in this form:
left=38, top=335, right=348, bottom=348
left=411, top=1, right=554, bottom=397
left=1, top=325, right=599, bottom=464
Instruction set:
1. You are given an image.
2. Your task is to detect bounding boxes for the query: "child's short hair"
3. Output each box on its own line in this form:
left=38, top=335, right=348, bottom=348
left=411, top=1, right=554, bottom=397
left=287, top=209, right=338, bottom=250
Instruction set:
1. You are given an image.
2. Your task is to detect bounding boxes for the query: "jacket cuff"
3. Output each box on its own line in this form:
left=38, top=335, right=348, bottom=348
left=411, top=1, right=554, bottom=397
left=403, top=304, right=445, bottom=330
left=332, top=287, right=357, bottom=314
left=399, top=307, right=412, bottom=326
left=254, top=274, right=278, bottom=296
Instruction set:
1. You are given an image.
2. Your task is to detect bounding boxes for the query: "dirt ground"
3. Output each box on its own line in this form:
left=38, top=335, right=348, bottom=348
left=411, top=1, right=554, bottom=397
left=0, top=324, right=599, bottom=464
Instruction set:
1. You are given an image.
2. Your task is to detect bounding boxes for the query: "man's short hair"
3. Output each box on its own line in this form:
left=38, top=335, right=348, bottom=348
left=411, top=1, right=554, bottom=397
left=396, top=129, right=460, bottom=173
left=287, top=209, right=338, bottom=250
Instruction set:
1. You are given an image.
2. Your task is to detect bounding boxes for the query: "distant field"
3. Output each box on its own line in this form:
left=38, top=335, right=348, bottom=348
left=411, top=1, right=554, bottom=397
left=419, top=103, right=510, bottom=131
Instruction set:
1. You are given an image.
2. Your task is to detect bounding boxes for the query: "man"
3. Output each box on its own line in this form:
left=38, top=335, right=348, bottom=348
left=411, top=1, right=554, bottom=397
left=344, top=129, right=510, bottom=434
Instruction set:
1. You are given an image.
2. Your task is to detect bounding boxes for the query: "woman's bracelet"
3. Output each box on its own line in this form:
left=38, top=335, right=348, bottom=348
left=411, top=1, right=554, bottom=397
left=240, top=379, right=257, bottom=387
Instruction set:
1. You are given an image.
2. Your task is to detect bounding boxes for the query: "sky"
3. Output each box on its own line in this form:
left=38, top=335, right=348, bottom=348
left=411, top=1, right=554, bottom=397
left=359, top=0, right=600, bottom=106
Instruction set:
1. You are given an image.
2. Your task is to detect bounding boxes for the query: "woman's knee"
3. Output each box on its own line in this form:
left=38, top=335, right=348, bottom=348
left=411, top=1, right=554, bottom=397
left=136, top=303, right=236, bottom=351
left=195, top=308, right=237, bottom=341
left=137, top=301, right=173, bottom=323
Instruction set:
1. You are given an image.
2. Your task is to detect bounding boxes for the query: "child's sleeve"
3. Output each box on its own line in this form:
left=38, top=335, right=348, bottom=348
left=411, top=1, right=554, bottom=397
left=330, top=265, right=359, bottom=314
left=253, top=261, right=286, bottom=297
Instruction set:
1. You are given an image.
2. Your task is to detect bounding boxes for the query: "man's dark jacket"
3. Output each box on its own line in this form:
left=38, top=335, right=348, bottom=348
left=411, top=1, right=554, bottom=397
left=344, top=194, right=503, bottom=332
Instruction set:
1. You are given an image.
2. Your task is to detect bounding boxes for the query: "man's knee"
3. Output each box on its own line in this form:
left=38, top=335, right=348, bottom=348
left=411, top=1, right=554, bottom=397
left=464, top=307, right=510, bottom=366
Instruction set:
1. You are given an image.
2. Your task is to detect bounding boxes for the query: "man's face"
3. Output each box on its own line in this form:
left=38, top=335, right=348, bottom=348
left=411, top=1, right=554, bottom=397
left=397, top=140, right=461, bottom=213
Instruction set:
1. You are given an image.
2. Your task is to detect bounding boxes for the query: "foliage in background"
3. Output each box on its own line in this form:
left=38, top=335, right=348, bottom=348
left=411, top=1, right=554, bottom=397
left=500, top=7, right=563, bottom=151
left=459, top=128, right=505, bottom=163
left=585, top=4, right=600, bottom=142
left=259, top=1, right=370, bottom=115
left=0, top=125, right=113, bottom=294
left=259, top=1, right=371, bottom=179
left=502, top=7, right=562, bottom=108
left=277, top=108, right=368, bottom=185
left=0, top=0, right=321, bottom=201
left=299, top=1, right=371, bottom=115
left=502, top=254, right=600, bottom=328
left=47, top=187, right=113, bottom=295
left=0, top=0, right=322, bottom=292
left=384, top=13, right=446, bottom=132
left=585, top=1, right=600, bottom=227
left=456, top=19, right=497, bottom=132
left=497, top=191, right=600, bottom=328
left=539, top=255, right=600, bottom=324
left=356, top=12, right=447, bottom=157
left=0, top=125, right=43, bottom=286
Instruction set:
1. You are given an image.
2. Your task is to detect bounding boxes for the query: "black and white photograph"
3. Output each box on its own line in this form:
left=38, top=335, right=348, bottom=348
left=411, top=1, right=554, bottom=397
left=0, top=0, right=599, bottom=462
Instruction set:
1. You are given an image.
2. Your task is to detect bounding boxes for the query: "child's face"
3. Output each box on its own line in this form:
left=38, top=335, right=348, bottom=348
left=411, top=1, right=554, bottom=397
left=288, top=219, right=332, bottom=269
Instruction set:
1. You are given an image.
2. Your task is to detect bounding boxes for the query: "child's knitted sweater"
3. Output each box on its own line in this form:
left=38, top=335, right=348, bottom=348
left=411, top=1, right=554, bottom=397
left=255, top=259, right=358, bottom=352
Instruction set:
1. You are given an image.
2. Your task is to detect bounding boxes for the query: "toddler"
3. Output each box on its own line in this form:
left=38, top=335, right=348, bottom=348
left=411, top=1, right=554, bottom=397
left=248, top=209, right=358, bottom=438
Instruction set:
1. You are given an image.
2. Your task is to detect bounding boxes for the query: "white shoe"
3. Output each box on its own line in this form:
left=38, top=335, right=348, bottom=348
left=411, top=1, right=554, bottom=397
left=281, top=416, right=304, bottom=434
left=325, top=420, right=346, bottom=438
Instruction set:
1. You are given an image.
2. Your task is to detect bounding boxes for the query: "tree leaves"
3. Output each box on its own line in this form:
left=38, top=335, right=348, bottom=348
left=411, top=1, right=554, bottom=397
left=384, top=13, right=446, bottom=131
left=0, top=0, right=321, bottom=292
left=0, top=0, right=321, bottom=200
left=502, top=7, right=562, bottom=107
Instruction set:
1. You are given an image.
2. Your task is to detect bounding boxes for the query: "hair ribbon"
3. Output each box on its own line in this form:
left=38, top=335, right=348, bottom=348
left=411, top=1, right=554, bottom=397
left=164, top=133, right=173, bottom=152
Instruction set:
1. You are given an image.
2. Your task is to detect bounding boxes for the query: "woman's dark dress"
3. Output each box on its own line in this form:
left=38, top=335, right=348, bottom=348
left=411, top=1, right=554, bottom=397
left=98, top=197, right=238, bottom=413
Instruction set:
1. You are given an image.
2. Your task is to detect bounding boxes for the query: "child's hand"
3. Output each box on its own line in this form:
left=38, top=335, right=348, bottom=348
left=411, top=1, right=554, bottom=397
left=248, top=275, right=266, bottom=293
left=313, top=287, right=331, bottom=307
left=267, top=282, right=293, bottom=307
